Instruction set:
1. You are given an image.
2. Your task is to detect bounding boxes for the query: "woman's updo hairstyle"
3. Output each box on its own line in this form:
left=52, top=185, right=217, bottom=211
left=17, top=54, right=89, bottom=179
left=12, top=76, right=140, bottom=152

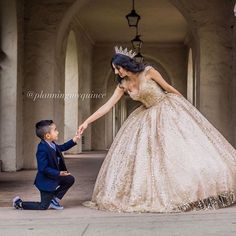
left=111, top=53, right=145, bottom=84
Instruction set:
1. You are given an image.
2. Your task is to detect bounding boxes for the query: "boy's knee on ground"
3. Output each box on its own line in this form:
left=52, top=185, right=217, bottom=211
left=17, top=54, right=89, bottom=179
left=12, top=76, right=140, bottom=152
left=39, top=203, right=50, bottom=210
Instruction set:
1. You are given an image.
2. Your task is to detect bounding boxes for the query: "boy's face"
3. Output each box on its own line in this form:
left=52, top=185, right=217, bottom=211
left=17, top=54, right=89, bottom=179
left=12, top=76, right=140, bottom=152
left=45, top=123, right=59, bottom=141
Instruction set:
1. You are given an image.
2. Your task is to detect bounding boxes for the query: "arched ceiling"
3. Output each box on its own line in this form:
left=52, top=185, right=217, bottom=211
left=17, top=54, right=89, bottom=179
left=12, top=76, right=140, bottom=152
left=76, top=0, right=188, bottom=44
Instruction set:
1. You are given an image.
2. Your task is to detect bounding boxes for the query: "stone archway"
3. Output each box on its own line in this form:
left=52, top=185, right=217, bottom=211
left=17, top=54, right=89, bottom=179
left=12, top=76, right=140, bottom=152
left=168, top=0, right=200, bottom=107
left=64, top=31, right=80, bottom=153
left=54, top=0, right=198, bottom=97
left=53, top=2, right=93, bottom=150
left=54, top=0, right=197, bottom=151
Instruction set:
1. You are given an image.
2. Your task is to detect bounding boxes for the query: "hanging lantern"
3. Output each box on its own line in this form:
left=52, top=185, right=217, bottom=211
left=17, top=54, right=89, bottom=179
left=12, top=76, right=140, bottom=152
left=126, top=0, right=141, bottom=27
left=131, top=26, right=143, bottom=49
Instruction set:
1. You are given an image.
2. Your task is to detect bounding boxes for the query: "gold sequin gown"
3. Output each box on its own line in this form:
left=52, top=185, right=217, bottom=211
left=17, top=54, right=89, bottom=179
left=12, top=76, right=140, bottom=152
left=84, top=66, right=236, bottom=212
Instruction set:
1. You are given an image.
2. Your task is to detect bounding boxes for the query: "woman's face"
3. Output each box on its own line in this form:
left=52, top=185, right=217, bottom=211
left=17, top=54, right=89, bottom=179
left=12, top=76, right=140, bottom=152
left=112, top=64, right=128, bottom=78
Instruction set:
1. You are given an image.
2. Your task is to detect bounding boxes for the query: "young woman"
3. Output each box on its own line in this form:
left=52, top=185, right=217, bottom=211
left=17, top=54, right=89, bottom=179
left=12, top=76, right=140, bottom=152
left=78, top=46, right=236, bottom=213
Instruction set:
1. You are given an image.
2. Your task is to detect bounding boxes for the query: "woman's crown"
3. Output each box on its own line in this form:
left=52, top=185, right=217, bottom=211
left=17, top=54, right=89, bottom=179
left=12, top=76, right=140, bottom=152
left=114, top=46, right=137, bottom=58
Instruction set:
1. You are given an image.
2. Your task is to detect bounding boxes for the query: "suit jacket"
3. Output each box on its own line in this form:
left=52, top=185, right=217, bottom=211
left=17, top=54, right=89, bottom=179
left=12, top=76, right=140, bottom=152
left=34, top=139, right=77, bottom=192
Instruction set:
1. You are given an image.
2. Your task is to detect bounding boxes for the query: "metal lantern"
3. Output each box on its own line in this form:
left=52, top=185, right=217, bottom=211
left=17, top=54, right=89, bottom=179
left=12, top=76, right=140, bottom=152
left=131, top=26, right=143, bottom=49
left=126, top=0, right=141, bottom=27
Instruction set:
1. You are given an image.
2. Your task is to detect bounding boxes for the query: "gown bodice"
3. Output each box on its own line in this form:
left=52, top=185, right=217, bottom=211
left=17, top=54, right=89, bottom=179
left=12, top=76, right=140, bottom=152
left=128, top=66, right=166, bottom=108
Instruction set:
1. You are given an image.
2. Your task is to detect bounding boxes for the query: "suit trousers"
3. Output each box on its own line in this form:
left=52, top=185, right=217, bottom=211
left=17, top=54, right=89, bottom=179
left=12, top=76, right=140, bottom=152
left=22, top=175, right=75, bottom=210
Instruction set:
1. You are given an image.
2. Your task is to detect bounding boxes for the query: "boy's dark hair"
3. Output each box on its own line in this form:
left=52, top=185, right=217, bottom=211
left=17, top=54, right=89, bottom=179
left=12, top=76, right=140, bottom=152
left=35, top=120, right=54, bottom=139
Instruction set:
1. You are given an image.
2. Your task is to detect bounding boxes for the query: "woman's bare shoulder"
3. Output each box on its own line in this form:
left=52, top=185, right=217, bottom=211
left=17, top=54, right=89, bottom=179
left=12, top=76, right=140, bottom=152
left=144, top=66, right=156, bottom=79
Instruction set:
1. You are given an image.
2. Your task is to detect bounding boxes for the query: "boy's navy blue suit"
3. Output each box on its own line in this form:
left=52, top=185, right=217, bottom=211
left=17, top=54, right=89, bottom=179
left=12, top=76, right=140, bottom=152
left=21, top=139, right=76, bottom=210
left=34, top=139, right=76, bottom=192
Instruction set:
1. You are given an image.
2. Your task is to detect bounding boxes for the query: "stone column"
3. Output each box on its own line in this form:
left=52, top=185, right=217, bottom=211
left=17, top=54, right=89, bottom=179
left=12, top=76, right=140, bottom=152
left=0, top=0, right=24, bottom=171
left=233, top=7, right=236, bottom=146
left=198, top=16, right=234, bottom=143
left=23, top=2, right=61, bottom=168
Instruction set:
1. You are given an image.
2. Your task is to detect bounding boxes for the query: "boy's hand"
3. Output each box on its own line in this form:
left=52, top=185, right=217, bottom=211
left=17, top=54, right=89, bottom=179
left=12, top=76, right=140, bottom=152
left=72, top=131, right=80, bottom=143
left=60, top=171, right=71, bottom=176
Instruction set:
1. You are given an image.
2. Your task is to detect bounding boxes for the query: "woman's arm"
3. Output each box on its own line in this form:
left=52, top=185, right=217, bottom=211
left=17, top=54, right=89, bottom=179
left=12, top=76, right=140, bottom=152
left=78, top=86, right=124, bottom=135
left=147, top=68, right=182, bottom=96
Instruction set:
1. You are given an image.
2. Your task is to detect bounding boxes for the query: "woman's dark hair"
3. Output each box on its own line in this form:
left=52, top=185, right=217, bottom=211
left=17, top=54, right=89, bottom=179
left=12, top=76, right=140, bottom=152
left=111, top=54, right=145, bottom=84
left=35, top=120, right=54, bottom=139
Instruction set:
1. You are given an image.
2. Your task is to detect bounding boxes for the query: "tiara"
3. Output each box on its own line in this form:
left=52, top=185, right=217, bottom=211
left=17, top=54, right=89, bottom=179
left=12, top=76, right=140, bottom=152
left=114, top=46, right=137, bottom=58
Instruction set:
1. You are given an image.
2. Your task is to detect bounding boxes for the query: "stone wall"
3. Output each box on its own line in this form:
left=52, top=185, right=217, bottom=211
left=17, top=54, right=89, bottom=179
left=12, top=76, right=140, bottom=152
left=233, top=10, right=236, bottom=144
left=0, top=0, right=24, bottom=171
left=170, top=0, right=235, bottom=143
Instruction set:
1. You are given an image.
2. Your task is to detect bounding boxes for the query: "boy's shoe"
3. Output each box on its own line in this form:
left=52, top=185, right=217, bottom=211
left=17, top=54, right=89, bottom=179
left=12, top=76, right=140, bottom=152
left=13, top=196, right=23, bottom=209
left=49, top=198, right=64, bottom=210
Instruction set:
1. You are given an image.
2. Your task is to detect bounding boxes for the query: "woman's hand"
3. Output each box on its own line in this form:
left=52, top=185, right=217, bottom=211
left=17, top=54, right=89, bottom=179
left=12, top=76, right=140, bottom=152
left=77, top=122, right=88, bottom=137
